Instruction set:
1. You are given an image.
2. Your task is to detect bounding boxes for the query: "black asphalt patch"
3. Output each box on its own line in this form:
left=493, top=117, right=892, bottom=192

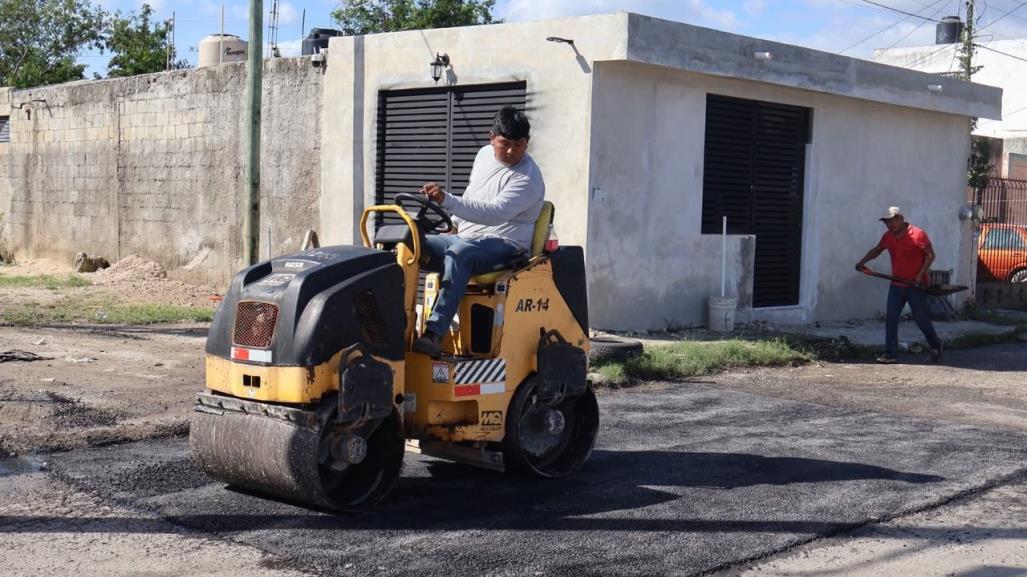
left=33, top=382, right=1027, bottom=577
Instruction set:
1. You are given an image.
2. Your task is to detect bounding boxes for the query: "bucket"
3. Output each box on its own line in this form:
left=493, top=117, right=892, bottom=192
left=707, top=296, right=737, bottom=332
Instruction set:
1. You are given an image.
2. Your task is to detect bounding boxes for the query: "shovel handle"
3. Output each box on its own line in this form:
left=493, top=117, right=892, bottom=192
left=858, top=267, right=919, bottom=287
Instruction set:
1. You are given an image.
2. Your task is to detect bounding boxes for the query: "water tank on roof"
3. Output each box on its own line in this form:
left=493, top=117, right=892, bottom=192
left=936, top=16, right=964, bottom=45
left=198, top=34, right=248, bottom=67
left=302, top=28, right=342, bottom=56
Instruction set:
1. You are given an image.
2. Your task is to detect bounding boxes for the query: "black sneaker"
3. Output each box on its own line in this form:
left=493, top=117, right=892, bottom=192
left=930, top=341, right=944, bottom=363
left=876, top=355, right=898, bottom=364
left=412, top=332, right=442, bottom=359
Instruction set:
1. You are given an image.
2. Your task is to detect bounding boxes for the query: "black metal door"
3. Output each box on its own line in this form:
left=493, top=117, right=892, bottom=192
left=375, top=82, right=527, bottom=228
left=702, top=94, right=811, bottom=308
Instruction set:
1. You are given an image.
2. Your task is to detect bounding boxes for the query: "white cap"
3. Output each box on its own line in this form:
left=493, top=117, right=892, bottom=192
left=879, top=206, right=903, bottom=221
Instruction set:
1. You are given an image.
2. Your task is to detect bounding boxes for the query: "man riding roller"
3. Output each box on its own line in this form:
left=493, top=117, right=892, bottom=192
left=855, top=206, right=944, bottom=364
left=412, top=106, right=545, bottom=359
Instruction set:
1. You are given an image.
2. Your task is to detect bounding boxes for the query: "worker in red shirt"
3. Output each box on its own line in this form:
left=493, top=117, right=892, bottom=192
left=855, top=206, right=943, bottom=364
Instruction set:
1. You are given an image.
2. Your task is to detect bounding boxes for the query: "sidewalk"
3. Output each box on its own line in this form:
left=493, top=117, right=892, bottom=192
left=610, top=309, right=1027, bottom=355
left=794, top=318, right=1022, bottom=352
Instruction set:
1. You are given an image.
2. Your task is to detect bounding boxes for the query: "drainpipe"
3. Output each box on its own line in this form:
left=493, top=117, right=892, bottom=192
left=243, top=0, right=264, bottom=265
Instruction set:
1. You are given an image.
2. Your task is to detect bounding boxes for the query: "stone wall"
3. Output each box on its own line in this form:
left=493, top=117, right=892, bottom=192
left=0, top=57, right=323, bottom=287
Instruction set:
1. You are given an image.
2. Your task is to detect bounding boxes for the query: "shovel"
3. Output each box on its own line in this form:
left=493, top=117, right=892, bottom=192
left=857, top=267, right=968, bottom=297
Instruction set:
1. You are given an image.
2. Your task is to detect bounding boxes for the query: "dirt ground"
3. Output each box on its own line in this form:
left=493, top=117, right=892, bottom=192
left=1, top=256, right=219, bottom=308
left=0, top=324, right=205, bottom=455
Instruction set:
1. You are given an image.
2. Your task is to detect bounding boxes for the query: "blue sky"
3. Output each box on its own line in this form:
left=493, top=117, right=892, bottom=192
left=81, top=0, right=1027, bottom=76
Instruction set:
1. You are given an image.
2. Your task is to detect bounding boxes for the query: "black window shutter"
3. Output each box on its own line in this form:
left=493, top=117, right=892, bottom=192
left=376, top=82, right=527, bottom=230
left=701, top=94, right=811, bottom=308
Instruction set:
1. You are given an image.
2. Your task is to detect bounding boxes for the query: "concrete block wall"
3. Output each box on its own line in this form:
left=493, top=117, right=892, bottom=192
left=0, top=57, right=323, bottom=287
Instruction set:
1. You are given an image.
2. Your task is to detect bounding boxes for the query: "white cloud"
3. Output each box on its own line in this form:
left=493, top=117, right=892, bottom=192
left=743, top=0, right=764, bottom=16
left=683, top=0, right=736, bottom=29
left=277, top=38, right=303, bottom=57
left=277, top=2, right=302, bottom=25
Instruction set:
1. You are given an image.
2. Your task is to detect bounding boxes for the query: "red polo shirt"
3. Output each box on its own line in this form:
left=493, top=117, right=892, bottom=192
left=880, top=224, right=931, bottom=286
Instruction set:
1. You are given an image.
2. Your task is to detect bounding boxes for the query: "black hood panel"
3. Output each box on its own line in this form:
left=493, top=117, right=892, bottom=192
left=206, top=246, right=406, bottom=366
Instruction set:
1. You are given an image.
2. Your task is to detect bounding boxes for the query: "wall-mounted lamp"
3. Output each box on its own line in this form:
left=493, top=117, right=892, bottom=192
left=754, top=51, right=773, bottom=61
left=430, top=53, right=450, bottom=83
left=927, top=84, right=944, bottom=93
left=547, top=36, right=575, bottom=46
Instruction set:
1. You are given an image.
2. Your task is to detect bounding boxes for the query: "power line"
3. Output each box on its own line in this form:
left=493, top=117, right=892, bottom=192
left=900, top=42, right=957, bottom=68
left=842, top=0, right=947, bottom=53
left=977, top=102, right=1027, bottom=126
left=977, top=0, right=1027, bottom=28
left=974, top=41, right=1027, bottom=63
left=886, top=0, right=951, bottom=48
left=859, top=0, right=943, bottom=21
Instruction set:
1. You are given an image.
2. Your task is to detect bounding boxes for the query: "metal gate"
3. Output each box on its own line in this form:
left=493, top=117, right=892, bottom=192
left=701, top=94, right=811, bottom=308
left=973, top=178, right=1027, bottom=309
left=374, top=82, right=527, bottom=228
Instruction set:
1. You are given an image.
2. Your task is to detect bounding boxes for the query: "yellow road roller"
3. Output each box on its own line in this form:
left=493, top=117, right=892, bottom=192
left=190, top=194, right=599, bottom=511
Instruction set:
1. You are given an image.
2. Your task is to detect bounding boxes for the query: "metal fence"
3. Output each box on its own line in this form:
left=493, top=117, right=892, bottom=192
left=971, top=178, right=1027, bottom=309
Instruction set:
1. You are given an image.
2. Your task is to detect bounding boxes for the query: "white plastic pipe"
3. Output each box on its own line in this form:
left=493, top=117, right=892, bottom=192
left=721, top=216, right=727, bottom=298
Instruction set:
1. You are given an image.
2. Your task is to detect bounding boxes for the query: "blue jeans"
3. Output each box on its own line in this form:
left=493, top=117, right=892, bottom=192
left=422, top=235, right=522, bottom=336
left=885, top=285, right=942, bottom=357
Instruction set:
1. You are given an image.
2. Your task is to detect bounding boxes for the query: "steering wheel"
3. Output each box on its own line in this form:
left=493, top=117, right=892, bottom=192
left=394, top=192, right=454, bottom=235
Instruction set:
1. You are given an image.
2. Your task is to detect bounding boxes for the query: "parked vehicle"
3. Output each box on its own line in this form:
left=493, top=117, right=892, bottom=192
left=977, top=223, right=1027, bottom=283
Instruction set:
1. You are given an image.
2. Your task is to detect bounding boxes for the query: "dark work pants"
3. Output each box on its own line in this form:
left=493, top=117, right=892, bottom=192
left=885, top=285, right=942, bottom=357
left=421, top=235, right=521, bottom=336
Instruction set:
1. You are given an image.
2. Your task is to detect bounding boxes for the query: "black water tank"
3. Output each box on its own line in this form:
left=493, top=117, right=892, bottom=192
left=302, top=28, right=342, bottom=56
left=936, top=16, right=963, bottom=44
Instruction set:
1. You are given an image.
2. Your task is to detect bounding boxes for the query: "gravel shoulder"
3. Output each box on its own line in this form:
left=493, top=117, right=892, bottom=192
left=0, top=324, right=205, bottom=455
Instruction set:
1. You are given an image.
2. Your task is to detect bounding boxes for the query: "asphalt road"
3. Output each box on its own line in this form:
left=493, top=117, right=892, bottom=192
left=20, top=380, right=1025, bottom=577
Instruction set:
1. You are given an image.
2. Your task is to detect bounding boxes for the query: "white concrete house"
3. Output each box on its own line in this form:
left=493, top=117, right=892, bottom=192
left=875, top=38, right=1027, bottom=179
left=875, top=38, right=1027, bottom=140
left=318, top=12, right=1001, bottom=330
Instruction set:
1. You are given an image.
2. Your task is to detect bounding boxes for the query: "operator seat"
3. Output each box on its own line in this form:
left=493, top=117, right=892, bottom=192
left=468, top=201, right=554, bottom=285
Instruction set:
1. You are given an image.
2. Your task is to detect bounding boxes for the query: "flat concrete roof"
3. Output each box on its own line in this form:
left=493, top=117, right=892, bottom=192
left=623, top=12, right=1001, bottom=120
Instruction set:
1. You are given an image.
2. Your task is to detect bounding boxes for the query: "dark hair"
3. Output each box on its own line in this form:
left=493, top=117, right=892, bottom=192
left=492, top=106, right=530, bottom=140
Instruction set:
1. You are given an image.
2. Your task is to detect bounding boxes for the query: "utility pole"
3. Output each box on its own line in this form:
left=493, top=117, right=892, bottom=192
left=268, top=0, right=280, bottom=58
left=219, top=5, right=225, bottom=65
left=165, top=12, right=176, bottom=70
left=244, top=0, right=264, bottom=265
left=963, top=0, right=975, bottom=80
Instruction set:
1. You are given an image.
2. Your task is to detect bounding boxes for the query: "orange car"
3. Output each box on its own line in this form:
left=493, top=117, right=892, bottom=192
left=977, top=223, right=1027, bottom=283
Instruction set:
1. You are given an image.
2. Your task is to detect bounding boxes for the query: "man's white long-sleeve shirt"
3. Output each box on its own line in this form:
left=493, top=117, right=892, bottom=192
left=441, top=145, right=545, bottom=251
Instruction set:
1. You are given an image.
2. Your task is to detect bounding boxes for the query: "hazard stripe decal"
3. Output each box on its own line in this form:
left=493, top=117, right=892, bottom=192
left=454, top=358, right=506, bottom=385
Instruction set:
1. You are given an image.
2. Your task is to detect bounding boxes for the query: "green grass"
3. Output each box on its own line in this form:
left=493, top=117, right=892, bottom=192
left=0, top=296, right=214, bottom=326
left=593, top=339, right=811, bottom=386
left=0, top=274, right=91, bottom=290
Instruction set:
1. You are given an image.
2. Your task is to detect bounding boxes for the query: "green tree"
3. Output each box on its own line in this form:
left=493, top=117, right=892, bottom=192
left=332, top=0, right=498, bottom=35
left=0, top=0, right=105, bottom=88
left=104, top=4, right=185, bottom=77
